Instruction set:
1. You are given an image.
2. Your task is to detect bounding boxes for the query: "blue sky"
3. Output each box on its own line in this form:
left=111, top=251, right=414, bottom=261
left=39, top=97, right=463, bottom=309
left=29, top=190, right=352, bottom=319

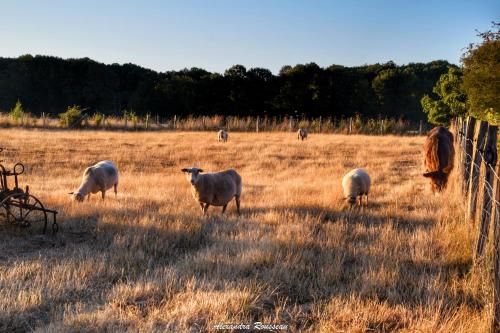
left=1, top=0, right=498, bottom=73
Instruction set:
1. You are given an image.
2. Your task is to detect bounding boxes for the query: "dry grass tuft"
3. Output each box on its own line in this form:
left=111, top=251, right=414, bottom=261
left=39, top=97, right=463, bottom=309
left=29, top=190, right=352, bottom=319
left=0, top=129, right=488, bottom=332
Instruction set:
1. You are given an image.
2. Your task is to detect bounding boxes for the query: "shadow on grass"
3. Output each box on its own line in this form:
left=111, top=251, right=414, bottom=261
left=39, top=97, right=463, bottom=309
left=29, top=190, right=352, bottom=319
left=0, top=201, right=477, bottom=332
left=0, top=205, right=214, bottom=331
left=243, top=204, right=435, bottom=233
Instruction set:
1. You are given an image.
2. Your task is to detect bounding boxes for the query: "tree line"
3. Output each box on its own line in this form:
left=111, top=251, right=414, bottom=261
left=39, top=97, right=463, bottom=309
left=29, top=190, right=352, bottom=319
left=421, top=22, right=499, bottom=125
left=0, top=55, right=454, bottom=121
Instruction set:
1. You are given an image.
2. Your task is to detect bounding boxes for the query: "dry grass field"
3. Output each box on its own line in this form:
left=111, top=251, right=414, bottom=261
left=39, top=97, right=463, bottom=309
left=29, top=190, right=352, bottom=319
left=0, top=129, right=489, bottom=332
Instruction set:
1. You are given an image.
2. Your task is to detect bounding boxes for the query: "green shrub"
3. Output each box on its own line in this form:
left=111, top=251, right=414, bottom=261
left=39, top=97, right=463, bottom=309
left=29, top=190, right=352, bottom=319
left=59, top=105, right=85, bottom=128
left=130, top=113, right=138, bottom=128
left=10, top=100, right=24, bottom=124
left=93, top=112, right=104, bottom=127
left=123, top=110, right=138, bottom=128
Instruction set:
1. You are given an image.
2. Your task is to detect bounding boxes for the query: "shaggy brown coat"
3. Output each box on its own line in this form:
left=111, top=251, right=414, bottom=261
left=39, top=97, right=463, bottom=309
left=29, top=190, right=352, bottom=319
left=423, top=126, right=455, bottom=192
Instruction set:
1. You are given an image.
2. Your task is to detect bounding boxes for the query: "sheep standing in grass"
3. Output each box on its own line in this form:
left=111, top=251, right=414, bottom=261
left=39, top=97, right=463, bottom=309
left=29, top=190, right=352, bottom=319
left=297, top=128, right=308, bottom=140
left=342, top=168, right=371, bottom=206
left=181, top=167, right=242, bottom=215
left=218, top=130, right=228, bottom=142
left=70, top=160, right=119, bottom=201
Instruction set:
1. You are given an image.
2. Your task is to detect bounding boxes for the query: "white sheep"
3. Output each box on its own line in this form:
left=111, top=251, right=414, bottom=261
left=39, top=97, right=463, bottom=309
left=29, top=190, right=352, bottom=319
left=70, top=160, right=119, bottom=201
left=181, top=167, right=242, bottom=215
left=297, top=128, right=308, bottom=140
left=218, top=129, right=228, bottom=142
left=342, top=168, right=371, bottom=206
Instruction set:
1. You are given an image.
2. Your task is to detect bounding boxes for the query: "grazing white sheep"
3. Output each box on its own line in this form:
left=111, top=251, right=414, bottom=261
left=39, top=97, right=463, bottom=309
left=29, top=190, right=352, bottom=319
left=218, top=129, right=228, bottom=142
left=181, top=167, right=242, bottom=215
left=342, top=168, right=371, bottom=206
left=297, top=128, right=308, bottom=140
left=70, top=160, right=119, bottom=202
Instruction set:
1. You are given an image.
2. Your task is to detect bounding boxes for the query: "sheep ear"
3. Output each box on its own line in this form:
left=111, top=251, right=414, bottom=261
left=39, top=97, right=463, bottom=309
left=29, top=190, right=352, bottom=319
left=198, top=169, right=204, bottom=173
left=68, top=192, right=74, bottom=195
left=181, top=168, right=189, bottom=173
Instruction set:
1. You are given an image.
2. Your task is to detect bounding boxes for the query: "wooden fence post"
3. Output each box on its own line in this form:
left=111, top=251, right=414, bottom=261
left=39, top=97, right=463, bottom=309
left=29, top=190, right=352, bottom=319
left=156, top=114, right=159, bottom=126
left=256, top=116, right=259, bottom=133
left=463, top=117, right=477, bottom=196
left=461, top=117, right=467, bottom=148
left=145, top=114, right=150, bottom=130
left=456, top=117, right=465, bottom=188
left=173, top=115, right=177, bottom=130
left=468, top=121, right=489, bottom=220
left=493, top=163, right=500, bottom=333
left=42, top=112, right=46, bottom=128
left=475, top=124, right=498, bottom=260
left=349, top=117, right=353, bottom=134
left=289, top=116, right=293, bottom=132
left=380, top=119, right=384, bottom=135
left=419, top=120, right=423, bottom=135
left=319, top=116, right=322, bottom=133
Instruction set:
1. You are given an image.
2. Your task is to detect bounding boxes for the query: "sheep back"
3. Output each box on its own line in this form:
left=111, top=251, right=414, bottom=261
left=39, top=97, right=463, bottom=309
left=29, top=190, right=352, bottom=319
left=81, top=161, right=118, bottom=194
left=342, top=168, right=370, bottom=199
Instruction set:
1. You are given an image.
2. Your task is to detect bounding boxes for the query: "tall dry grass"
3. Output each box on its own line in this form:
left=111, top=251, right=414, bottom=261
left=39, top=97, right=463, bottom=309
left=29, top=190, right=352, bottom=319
left=0, top=129, right=489, bottom=332
left=0, top=112, right=424, bottom=135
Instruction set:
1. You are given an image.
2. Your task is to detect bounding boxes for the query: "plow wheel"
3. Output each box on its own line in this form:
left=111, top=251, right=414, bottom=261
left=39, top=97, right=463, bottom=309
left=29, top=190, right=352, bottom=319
left=1, top=192, right=48, bottom=232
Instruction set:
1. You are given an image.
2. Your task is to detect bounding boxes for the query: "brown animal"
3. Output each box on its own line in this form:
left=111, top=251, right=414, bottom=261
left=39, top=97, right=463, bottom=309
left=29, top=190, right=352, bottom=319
left=423, top=126, right=455, bottom=192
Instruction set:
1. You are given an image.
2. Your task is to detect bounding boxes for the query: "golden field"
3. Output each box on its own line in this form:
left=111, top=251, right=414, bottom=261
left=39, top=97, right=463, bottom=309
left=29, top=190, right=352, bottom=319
left=0, top=129, right=488, bottom=332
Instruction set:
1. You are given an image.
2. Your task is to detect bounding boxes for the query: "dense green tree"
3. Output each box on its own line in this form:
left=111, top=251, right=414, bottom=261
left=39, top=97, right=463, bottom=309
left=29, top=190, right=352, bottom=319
left=420, top=67, right=468, bottom=125
left=461, top=22, right=499, bottom=123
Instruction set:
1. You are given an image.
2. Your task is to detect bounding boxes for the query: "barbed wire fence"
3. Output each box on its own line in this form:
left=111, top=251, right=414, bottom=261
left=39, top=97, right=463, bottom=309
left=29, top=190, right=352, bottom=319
left=454, top=116, right=499, bottom=333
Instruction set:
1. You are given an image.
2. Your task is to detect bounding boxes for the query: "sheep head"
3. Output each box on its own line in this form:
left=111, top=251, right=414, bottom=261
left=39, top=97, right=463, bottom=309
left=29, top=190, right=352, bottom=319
left=68, top=191, right=85, bottom=202
left=181, top=167, right=204, bottom=185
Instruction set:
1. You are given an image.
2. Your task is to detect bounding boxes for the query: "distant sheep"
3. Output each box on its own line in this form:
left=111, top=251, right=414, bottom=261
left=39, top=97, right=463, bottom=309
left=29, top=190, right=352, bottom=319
left=181, top=167, right=242, bottom=215
left=218, top=130, right=228, bottom=142
left=342, top=168, right=371, bottom=206
left=70, top=160, right=119, bottom=201
left=297, top=128, right=308, bottom=140
left=423, top=126, right=454, bottom=192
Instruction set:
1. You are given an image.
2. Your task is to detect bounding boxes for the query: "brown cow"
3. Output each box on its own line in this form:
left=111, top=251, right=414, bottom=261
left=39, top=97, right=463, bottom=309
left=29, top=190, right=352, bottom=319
left=423, top=126, right=455, bottom=192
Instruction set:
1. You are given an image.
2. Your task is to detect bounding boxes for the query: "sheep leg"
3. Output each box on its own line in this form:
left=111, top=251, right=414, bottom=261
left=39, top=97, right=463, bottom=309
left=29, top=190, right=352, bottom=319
left=87, top=194, right=90, bottom=200
left=199, top=202, right=205, bottom=212
left=101, top=190, right=105, bottom=200
left=222, top=204, right=227, bottom=214
left=235, top=195, right=241, bottom=215
left=365, top=194, right=369, bottom=205
left=114, top=183, right=118, bottom=196
left=203, top=204, right=210, bottom=215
